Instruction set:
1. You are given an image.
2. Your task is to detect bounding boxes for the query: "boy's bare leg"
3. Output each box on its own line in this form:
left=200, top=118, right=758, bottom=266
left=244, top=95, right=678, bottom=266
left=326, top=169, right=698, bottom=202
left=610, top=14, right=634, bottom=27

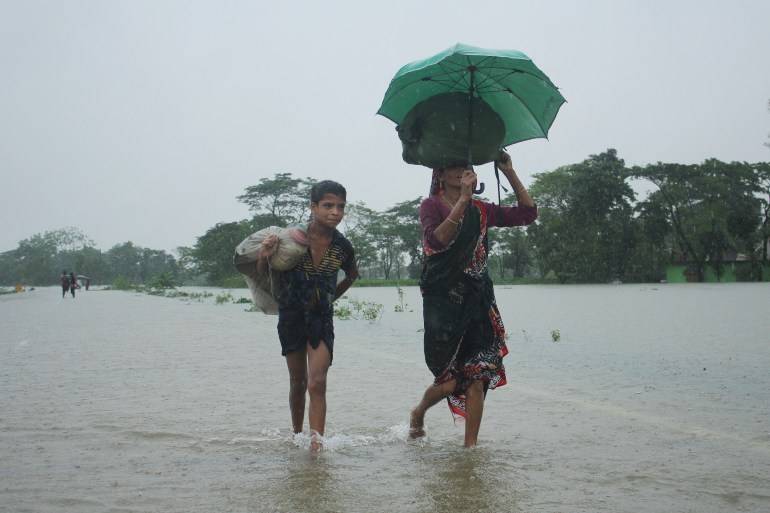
left=409, top=378, right=457, bottom=438
left=306, top=341, right=331, bottom=451
left=463, top=380, right=485, bottom=448
left=285, top=349, right=308, bottom=434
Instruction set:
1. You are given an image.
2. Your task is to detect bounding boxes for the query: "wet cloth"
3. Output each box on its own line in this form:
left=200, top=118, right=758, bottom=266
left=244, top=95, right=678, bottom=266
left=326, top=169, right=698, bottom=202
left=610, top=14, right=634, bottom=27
left=419, top=194, right=537, bottom=418
left=276, top=227, right=356, bottom=362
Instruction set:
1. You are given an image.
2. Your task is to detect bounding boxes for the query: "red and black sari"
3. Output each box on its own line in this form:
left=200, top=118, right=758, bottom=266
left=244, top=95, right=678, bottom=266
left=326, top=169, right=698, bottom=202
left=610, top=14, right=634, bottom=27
left=419, top=191, right=537, bottom=418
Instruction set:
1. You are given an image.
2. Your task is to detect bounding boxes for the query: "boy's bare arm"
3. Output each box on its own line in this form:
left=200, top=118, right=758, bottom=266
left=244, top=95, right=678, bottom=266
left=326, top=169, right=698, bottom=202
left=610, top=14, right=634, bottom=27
left=334, top=267, right=359, bottom=300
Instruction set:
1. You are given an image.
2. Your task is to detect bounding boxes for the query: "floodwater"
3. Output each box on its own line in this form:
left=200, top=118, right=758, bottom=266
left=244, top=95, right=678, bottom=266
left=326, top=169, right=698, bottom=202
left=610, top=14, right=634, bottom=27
left=1, top=283, right=769, bottom=513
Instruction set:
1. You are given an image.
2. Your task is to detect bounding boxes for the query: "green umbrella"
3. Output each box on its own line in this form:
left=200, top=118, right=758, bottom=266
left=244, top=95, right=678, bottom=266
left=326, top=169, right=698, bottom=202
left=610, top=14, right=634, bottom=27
left=377, top=43, right=566, bottom=170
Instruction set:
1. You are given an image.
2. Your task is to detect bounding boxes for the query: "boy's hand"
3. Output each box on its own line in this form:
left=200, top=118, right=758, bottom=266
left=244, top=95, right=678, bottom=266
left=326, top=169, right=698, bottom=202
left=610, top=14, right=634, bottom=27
left=259, top=235, right=279, bottom=260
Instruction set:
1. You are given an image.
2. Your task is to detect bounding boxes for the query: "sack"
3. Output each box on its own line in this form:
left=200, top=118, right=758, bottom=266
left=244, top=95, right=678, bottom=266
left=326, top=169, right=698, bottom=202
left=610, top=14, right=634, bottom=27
left=397, top=92, right=505, bottom=168
left=233, top=225, right=310, bottom=314
left=233, top=225, right=309, bottom=272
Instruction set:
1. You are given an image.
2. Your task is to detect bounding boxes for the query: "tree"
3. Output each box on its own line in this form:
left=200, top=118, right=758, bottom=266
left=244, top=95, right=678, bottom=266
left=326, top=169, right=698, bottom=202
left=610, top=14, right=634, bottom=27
left=0, top=250, right=21, bottom=286
left=138, top=249, right=179, bottom=284
left=341, top=202, right=382, bottom=279
left=759, top=162, right=770, bottom=279
left=371, top=211, right=400, bottom=279
left=528, top=149, right=636, bottom=283
left=0, top=227, right=101, bottom=285
left=382, top=198, right=423, bottom=279
left=49, top=226, right=95, bottom=253
left=623, top=193, right=670, bottom=282
left=489, top=219, right=535, bottom=279
left=70, top=246, right=109, bottom=285
left=174, top=245, right=200, bottom=283
left=236, top=173, right=317, bottom=226
left=631, top=159, right=768, bottom=281
left=3, top=234, right=58, bottom=285
left=106, top=242, right=143, bottom=284
left=190, top=221, right=253, bottom=284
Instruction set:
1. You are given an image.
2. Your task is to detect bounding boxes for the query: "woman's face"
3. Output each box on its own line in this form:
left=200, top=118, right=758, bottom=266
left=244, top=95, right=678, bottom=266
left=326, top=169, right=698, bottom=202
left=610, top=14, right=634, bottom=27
left=439, top=166, right=467, bottom=188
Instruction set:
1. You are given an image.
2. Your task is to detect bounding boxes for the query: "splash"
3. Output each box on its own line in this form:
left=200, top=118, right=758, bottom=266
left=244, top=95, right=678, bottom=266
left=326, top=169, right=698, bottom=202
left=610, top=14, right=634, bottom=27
left=288, top=423, right=414, bottom=452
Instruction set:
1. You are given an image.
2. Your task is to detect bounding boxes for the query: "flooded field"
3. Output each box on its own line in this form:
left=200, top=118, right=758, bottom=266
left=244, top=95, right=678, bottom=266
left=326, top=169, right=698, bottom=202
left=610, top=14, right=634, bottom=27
left=2, top=283, right=769, bottom=512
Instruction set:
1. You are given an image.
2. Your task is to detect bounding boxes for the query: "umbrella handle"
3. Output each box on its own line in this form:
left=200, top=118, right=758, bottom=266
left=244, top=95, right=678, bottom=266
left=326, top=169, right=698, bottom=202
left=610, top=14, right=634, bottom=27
left=473, top=182, right=485, bottom=195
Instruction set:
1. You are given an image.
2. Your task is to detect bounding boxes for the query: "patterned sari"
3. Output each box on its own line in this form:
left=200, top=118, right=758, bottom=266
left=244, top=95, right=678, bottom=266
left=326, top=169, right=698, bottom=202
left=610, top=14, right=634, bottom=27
left=419, top=199, right=508, bottom=419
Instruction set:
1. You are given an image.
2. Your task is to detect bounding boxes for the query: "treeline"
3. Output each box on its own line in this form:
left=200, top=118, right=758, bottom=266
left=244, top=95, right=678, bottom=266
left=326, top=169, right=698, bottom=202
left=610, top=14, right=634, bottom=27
left=2, top=149, right=768, bottom=287
left=0, top=229, right=181, bottom=287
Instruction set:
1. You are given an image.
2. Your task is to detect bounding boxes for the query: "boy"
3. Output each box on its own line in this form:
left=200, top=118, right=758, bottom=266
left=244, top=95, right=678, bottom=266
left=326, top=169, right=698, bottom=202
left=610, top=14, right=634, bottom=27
left=258, top=180, right=358, bottom=451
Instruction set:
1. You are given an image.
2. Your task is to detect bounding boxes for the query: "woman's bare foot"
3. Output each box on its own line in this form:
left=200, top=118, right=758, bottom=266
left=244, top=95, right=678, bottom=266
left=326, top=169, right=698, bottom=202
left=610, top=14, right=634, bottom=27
left=409, top=408, right=426, bottom=438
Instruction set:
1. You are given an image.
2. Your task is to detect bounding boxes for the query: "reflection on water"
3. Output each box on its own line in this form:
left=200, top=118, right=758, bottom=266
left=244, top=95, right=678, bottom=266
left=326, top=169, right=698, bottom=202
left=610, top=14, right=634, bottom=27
left=410, top=444, right=524, bottom=512
left=282, top=453, right=342, bottom=513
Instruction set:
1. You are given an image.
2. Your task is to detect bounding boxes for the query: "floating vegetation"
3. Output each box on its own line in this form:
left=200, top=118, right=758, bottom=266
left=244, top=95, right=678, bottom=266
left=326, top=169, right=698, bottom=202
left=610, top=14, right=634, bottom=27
left=215, top=290, right=234, bottom=305
left=393, top=285, right=412, bottom=313
left=551, top=329, right=561, bottom=342
left=334, top=296, right=384, bottom=323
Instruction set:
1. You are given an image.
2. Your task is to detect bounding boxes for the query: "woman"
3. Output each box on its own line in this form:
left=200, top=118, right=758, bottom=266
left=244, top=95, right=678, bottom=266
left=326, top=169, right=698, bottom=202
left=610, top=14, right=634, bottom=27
left=409, top=151, right=537, bottom=447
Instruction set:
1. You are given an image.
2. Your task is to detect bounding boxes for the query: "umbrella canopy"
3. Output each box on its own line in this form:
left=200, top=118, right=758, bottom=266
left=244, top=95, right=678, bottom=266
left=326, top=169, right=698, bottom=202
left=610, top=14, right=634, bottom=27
left=377, top=43, right=565, bottom=168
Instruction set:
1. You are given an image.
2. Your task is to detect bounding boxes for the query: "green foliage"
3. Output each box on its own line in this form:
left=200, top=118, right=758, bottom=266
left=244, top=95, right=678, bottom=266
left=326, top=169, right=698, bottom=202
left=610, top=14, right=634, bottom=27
left=219, top=275, right=247, bottom=289
left=0, top=228, right=174, bottom=287
left=551, top=329, right=561, bottom=342
left=236, top=173, right=316, bottom=226
left=489, top=228, right=535, bottom=279
left=215, top=290, right=234, bottom=304
left=112, top=275, right=134, bottom=290
left=340, top=198, right=423, bottom=280
left=334, top=296, right=384, bottom=322
left=382, top=198, right=424, bottom=279
left=102, top=242, right=179, bottom=287
left=393, top=285, right=412, bottom=312
left=190, top=221, right=253, bottom=284
left=146, top=271, right=180, bottom=290
left=334, top=302, right=353, bottom=319
left=529, top=149, right=637, bottom=283
left=342, top=202, right=386, bottom=279
left=630, top=159, right=770, bottom=281
left=171, top=290, right=213, bottom=301
left=1, top=233, right=58, bottom=285
left=3, top=150, right=769, bottom=288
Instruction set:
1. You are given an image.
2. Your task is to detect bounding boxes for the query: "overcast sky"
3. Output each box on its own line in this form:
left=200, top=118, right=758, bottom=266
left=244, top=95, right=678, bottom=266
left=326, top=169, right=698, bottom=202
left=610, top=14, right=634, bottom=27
left=3, top=0, right=769, bottom=254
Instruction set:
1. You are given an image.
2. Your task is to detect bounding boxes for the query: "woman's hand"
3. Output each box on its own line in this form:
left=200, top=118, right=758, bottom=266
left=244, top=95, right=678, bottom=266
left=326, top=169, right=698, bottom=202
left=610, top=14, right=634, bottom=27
left=459, top=169, right=477, bottom=201
left=496, top=150, right=514, bottom=174
left=495, top=150, right=535, bottom=207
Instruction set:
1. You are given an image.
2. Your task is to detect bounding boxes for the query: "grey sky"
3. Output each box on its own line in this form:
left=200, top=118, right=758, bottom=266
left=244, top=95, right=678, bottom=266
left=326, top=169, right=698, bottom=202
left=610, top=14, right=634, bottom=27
left=2, top=0, right=769, bottom=254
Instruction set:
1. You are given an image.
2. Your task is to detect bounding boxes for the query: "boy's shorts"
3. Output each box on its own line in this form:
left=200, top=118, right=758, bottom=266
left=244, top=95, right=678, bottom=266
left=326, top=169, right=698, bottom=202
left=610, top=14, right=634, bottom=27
left=277, top=307, right=335, bottom=362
